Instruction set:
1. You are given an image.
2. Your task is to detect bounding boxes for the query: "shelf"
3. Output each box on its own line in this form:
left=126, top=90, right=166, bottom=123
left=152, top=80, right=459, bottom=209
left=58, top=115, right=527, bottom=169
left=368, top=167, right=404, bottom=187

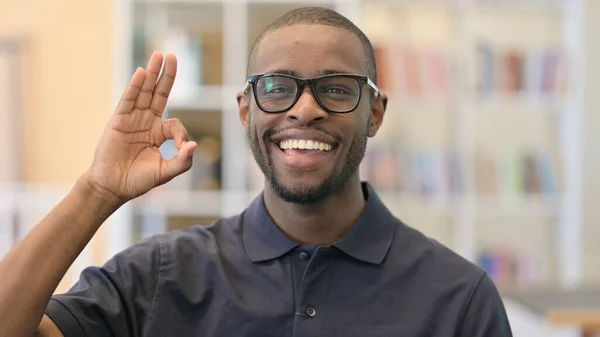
left=129, top=188, right=562, bottom=219
left=362, top=0, right=457, bottom=9
left=168, top=85, right=225, bottom=111
left=134, top=189, right=222, bottom=217
left=467, top=195, right=562, bottom=218
left=133, top=0, right=333, bottom=4
left=133, top=0, right=224, bottom=2
left=133, top=188, right=263, bottom=217
left=98, top=184, right=563, bottom=219
left=167, top=84, right=243, bottom=110
left=364, top=0, right=563, bottom=12
left=466, top=93, right=564, bottom=112
left=384, top=194, right=560, bottom=218
left=379, top=192, right=454, bottom=217
left=462, top=0, right=564, bottom=13
left=386, top=98, right=454, bottom=111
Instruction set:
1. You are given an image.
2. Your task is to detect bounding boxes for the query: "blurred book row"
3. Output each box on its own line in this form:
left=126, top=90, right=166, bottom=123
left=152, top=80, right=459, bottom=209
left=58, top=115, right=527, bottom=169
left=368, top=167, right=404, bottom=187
left=359, top=147, right=559, bottom=200
left=374, top=45, right=454, bottom=101
left=476, top=43, right=568, bottom=100
left=477, top=248, right=549, bottom=290
left=372, top=42, right=567, bottom=103
left=474, top=151, right=558, bottom=197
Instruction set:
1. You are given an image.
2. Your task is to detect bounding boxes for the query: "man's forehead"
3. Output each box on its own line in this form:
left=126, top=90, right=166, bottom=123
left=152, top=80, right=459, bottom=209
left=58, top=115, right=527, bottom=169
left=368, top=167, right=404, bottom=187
left=250, top=24, right=367, bottom=77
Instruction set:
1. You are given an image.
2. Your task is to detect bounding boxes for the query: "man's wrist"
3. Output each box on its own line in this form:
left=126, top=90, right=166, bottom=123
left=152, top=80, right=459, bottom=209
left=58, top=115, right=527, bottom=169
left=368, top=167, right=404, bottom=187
left=73, top=172, right=125, bottom=214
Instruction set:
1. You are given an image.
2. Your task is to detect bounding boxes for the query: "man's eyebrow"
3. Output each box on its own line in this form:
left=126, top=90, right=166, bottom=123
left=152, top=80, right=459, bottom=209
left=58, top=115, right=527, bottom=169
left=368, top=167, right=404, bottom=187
left=322, top=69, right=355, bottom=75
left=264, top=69, right=297, bottom=76
left=263, top=69, right=358, bottom=77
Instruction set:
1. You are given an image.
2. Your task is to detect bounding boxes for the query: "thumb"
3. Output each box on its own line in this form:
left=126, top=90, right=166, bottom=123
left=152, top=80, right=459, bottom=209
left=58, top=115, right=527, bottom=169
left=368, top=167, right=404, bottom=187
left=160, top=140, right=197, bottom=183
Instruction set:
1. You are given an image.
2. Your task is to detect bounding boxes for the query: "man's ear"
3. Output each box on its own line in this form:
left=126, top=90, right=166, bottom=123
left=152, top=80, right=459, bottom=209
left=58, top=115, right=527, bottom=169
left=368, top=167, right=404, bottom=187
left=237, top=91, right=250, bottom=132
left=368, top=93, right=387, bottom=137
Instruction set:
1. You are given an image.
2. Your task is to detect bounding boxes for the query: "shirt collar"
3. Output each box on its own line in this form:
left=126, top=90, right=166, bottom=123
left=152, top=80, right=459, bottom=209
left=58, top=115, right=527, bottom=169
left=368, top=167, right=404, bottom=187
left=242, top=193, right=300, bottom=262
left=242, top=182, right=396, bottom=265
left=331, top=182, right=396, bottom=264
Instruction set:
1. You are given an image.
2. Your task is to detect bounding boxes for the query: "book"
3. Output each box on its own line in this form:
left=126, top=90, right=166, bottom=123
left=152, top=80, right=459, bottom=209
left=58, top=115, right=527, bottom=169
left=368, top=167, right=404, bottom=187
left=476, top=43, right=568, bottom=100
left=500, top=49, right=525, bottom=95
left=372, top=42, right=453, bottom=102
left=475, top=151, right=558, bottom=198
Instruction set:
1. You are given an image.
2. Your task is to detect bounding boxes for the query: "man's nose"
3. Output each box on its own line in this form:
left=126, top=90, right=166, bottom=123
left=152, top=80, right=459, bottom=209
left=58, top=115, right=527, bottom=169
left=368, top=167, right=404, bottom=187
left=285, top=87, right=329, bottom=124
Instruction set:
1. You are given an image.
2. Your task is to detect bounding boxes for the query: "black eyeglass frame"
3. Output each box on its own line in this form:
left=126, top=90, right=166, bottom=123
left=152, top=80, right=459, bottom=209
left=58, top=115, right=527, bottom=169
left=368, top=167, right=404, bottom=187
left=243, top=73, right=382, bottom=114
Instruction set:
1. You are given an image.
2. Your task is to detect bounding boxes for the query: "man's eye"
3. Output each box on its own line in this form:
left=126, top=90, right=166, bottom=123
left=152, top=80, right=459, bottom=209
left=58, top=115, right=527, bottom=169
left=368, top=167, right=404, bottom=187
left=266, top=86, right=293, bottom=94
left=322, top=87, right=351, bottom=95
left=327, top=88, right=348, bottom=94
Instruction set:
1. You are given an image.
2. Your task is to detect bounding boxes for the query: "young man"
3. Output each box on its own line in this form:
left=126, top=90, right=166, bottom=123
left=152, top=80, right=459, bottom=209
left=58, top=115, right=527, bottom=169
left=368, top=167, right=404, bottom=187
left=0, top=7, right=512, bottom=337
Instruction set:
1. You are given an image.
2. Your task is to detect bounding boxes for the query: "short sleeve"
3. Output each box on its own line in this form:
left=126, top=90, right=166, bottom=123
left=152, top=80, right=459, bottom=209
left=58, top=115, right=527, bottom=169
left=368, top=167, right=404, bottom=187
left=45, top=236, right=164, bottom=337
left=455, top=273, right=513, bottom=337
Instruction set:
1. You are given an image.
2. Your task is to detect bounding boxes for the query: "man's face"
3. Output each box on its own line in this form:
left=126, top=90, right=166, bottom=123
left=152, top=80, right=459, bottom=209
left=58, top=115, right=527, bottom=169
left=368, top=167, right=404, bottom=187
left=238, top=24, right=385, bottom=204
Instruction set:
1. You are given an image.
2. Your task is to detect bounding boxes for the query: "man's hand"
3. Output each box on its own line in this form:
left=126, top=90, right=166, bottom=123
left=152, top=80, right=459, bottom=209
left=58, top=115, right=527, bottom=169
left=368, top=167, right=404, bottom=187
left=84, top=51, right=197, bottom=204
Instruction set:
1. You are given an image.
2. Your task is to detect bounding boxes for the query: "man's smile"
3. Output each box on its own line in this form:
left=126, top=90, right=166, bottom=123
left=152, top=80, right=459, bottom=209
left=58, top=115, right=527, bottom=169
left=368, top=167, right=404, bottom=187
left=270, top=141, right=338, bottom=170
left=268, top=128, right=340, bottom=170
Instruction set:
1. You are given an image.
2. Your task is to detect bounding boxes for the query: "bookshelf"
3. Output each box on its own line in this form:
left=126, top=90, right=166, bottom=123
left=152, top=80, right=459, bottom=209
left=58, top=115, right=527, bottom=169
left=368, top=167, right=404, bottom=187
left=112, top=0, right=583, bottom=290
left=359, top=0, right=577, bottom=290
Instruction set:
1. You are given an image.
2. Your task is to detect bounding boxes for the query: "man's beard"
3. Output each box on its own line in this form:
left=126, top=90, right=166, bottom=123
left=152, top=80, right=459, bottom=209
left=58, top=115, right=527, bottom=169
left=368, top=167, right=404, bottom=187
left=248, top=120, right=368, bottom=205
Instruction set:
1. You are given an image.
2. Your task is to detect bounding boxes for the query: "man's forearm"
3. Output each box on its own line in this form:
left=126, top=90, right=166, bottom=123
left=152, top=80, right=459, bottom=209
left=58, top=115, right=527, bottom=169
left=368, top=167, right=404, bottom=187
left=0, top=175, right=123, bottom=337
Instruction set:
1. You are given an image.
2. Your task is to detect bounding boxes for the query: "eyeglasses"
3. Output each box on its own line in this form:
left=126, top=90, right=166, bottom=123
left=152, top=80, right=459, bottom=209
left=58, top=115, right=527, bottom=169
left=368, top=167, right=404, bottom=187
left=243, top=73, right=381, bottom=114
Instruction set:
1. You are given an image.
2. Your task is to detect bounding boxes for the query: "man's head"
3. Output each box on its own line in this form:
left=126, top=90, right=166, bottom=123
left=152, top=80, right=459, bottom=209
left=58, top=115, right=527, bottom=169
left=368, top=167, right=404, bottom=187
left=246, top=7, right=378, bottom=87
left=237, top=7, right=388, bottom=205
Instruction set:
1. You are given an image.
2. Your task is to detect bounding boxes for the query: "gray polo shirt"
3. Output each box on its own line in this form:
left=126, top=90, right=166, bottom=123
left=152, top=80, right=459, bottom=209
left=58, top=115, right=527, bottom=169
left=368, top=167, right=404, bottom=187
left=46, top=182, right=512, bottom=336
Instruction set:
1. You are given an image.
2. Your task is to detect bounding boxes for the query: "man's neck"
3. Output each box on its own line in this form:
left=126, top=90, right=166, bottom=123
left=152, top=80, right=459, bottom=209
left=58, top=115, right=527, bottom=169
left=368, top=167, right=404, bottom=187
left=263, top=177, right=366, bottom=246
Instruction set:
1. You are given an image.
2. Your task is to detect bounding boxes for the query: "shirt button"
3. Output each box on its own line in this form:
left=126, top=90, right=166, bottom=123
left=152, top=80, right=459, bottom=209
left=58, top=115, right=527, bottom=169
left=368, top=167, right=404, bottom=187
left=299, top=252, right=310, bottom=260
left=305, top=307, right=316, bottom=317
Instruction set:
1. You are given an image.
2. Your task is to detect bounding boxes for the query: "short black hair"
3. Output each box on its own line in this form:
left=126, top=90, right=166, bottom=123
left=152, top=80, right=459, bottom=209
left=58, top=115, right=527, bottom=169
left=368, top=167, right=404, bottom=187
left=246, top=6, right=377, bottom=85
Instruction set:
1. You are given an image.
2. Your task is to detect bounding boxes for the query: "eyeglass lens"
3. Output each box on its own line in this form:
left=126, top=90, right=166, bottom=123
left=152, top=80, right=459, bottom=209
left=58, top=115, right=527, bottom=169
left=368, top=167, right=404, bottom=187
left=255, top=75, right=361, bottom=112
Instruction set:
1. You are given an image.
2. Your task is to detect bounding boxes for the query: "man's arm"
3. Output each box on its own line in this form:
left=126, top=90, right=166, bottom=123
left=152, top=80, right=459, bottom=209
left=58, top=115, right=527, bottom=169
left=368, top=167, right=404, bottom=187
left=0, top=178, right=120, bottom=337
left=36, top=315, right=65, bottom=337
left=455, top=273, right=513, bottom=337
left=0, top=51, right=195, bottom=337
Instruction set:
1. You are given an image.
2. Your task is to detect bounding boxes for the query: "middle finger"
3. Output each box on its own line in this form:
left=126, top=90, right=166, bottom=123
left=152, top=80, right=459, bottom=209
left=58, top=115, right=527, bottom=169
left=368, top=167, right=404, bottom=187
left=135, top=51, right=164, bottom=111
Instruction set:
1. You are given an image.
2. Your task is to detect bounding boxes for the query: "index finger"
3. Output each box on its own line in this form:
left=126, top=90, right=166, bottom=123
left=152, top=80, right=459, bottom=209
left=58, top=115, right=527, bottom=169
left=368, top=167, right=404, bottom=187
left=149, top=53, right=177, bottom=115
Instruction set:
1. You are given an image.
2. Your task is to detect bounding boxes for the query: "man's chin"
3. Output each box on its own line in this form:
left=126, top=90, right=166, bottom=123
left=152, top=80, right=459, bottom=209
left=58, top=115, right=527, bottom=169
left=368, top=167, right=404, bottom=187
left=269, top=179, right=334, bottom=205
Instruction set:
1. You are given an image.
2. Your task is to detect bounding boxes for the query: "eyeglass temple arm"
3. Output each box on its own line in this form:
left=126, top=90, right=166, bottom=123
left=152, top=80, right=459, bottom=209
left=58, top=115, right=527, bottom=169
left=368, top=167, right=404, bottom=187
left=243, top=81, right=251, bottom=94
left=367, top=78, right=381, bottom=97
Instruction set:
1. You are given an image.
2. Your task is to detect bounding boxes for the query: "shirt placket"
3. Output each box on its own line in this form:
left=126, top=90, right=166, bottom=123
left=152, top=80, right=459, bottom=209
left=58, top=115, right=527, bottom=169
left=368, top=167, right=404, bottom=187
left=291, top=245, right=331, bottom=337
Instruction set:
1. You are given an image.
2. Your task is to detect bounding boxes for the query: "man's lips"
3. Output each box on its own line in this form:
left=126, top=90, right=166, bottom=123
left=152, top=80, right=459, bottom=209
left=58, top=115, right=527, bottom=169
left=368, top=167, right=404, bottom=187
left=269, top=128, right=339, bottom=147
left=266, top=128, right=340, bottom=170
left=271, top=142, right=337, bottom=170
left=280, top=148, right=330, bottom=156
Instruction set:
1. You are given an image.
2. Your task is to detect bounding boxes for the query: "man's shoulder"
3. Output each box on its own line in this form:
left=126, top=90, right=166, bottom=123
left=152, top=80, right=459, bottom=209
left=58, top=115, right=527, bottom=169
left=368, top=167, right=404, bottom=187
left=150, top=212, right=245, bottom=252
left=389, top=216, right=486, bottom=282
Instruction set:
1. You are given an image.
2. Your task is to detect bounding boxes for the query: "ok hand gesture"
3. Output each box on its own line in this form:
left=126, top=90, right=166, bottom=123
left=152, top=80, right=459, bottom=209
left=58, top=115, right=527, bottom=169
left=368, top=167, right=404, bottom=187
left=84, top=52, right=197, bottom=203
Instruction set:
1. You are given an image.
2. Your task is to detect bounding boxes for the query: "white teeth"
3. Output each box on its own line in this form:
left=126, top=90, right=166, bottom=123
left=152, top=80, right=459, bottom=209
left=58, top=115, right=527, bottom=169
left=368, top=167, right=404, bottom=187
left=278, top=139, right=332, bottom=151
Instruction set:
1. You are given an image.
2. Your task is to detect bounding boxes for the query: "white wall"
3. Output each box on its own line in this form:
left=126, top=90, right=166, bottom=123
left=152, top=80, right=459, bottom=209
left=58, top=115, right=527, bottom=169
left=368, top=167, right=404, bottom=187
left=505, top=299, right=580, bottom=337
left=582, top=0, right=600, bottom=284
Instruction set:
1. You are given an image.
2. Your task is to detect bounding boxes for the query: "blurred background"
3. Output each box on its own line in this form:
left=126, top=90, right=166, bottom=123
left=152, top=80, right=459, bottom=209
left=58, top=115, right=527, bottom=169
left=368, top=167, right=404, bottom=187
left=0, top=0, right=598, bottom=335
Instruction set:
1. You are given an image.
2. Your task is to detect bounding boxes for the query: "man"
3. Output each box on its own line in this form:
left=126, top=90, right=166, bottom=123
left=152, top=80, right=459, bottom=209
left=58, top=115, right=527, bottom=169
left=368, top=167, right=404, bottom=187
left=0, top=6, right=512, bottom=337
